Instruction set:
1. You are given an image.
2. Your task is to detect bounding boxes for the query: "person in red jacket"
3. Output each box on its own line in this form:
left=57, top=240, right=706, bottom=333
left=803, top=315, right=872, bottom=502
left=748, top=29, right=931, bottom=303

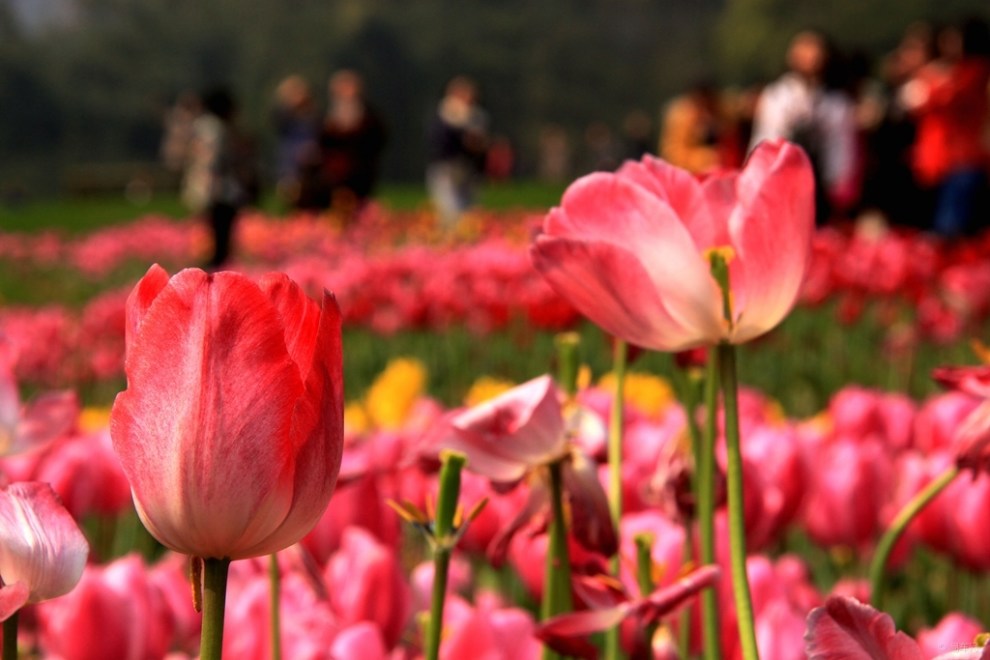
left=904, top=18, right=990, bottom=236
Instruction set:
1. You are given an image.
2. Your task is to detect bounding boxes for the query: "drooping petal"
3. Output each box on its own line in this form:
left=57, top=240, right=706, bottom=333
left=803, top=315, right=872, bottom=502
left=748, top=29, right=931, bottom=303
left=536, top=604, right=632, bottom=659
left=532, top=238, right=720, bottom=351
left=449, top=375, right=567, bottom=474
left=804, top=596, right=925, bottom=660
left=934, top=365, right=990, bottom=399
left=111, top=270, right=303, bottom=558
left=562, top=449, right=617, bottom=556
left=635, top=564, right=721, bottom=623
left=728, top=139, right=815, bottom=343
left=0, top=482, right=88, bottom=609
left=951, top=399, right=990, bottom=471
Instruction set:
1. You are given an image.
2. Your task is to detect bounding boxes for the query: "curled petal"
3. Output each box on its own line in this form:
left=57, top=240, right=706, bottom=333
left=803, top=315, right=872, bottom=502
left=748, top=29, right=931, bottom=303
left=804, top=596, right=924, bottom=660
left=934, top=365, right=990, bottom=399
left=536, top=604, right=633, bottom=660
left=636, top=564, right=721, bottom=623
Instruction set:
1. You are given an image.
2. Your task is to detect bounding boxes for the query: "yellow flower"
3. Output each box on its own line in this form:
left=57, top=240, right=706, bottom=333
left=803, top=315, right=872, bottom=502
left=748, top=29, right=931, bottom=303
left=364, top=358, right=428, bottom=430
left=344, top=401, right=371, bottom=435
left=79, top=406, right=111, bottom=433
left=464, top=376, right=516, bottom=407
left=598, top=372, right=674, bottom=419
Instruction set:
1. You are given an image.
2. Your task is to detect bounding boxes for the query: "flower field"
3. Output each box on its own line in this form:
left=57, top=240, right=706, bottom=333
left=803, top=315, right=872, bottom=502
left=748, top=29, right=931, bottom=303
left=3, top=163, right=990, bottom=658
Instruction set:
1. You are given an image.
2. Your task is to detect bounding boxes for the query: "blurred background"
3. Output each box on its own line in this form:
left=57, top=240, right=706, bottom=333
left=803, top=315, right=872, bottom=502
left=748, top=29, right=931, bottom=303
left=1, top=0, right=989, bottom=200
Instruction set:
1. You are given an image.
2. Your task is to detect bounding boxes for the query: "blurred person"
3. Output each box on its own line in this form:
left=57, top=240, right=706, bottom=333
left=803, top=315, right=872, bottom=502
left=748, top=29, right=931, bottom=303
left=271, top=74, right=320, bottom=208
left=750, top=29, right=858, bottom=223
left=537, top=124, right=572, bottom=183
left=583, top=121, right=619, bottom=172
left=858, top=22, right=936, bottom=228
left=318, top=69, right=388, bottom=220
left=426, top=75, right=489, bottom=229
left=902, top=18, right=990, bottom=237
left=659, top=81, right=727, bottom=174
left=622, top=109, right=653, bottom=160
left=182, top=87, right=256, bottom=269
left=160, top=90, right=201, bottom=174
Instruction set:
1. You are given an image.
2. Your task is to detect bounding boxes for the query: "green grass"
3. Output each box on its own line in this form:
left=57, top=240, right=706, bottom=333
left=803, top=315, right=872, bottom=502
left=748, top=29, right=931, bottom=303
left=0, top=180, right=567, bottom=235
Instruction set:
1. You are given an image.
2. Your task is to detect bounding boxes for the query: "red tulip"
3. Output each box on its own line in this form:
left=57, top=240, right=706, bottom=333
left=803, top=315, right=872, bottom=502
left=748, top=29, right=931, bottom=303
left=531, top=139, right=814, bottom=351
left=0, top=482, right=89, bottom=620
left=110, top=265, right=343, bottom=560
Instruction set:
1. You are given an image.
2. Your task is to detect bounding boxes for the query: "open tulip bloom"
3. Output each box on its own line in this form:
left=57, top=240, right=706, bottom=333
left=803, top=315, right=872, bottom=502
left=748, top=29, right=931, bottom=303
left=531, top=138, right=814, bottom=351
left=110, top=265, right=343, bottom=658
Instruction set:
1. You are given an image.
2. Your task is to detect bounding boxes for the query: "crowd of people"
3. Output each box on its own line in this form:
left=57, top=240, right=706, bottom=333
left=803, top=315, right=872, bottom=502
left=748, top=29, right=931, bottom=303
left=158, top=17, right=990, bottom=267
left=660, top=18, right=990, bottom=235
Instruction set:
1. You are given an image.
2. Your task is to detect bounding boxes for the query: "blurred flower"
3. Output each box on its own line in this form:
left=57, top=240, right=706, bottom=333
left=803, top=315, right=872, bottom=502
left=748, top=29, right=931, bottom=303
left=805, top=596, right=989, bottom=659
left=362, top=357, right=427, bottom=431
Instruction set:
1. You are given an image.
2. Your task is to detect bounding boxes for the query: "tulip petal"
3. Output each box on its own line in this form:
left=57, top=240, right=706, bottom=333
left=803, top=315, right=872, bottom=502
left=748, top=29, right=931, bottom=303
left=532, top=238, right=719, bottom=351
left=124, top=264, right=170, bottom=355
left=804, top=596, right=925, bottom=660
left=112, top=270, right=303, bottom=558
left=536, top=604, right=633, bottom=659
left=728, top=140, right=814, bottom=342
left=636, top=564, right=720, bottom=623
left=0, top=582, right=29, bottom=621
left=617, top=156, right=718, bottom=247
left=0, top=482, right=88, bottom=605
left=541, top=173, right=724, bottom=343
left=240, top=289, right=344, bottom=557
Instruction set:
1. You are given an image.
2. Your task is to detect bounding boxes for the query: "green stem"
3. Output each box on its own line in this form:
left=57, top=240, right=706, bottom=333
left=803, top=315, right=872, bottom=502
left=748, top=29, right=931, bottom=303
left=269, top=553, right=281, bottom=660
left=541, top=459, right=573, bottom=660
left=427, top=549, right=452, bottom=660
left=3, top=609, right=18, bottom=660
left=200, top=557, right=231, bottom=660
left=634, top=533, right=658, bottom=650
left=554, top=332, right=581, bottom=397
left=718, top=343, right=759, bottom=660
left=426, top=451, right=466, bottom=660
left=604, top=339, right=627, bottom=660
left=698, top=348, right=722, bottom=660
left=869, top=465, right=959, bottom=610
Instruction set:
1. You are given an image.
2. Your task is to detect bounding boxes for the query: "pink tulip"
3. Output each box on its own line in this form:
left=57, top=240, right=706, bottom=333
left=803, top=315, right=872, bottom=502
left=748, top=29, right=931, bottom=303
left=110, top=265, right=343, bottom=560
left=918, top=614, right=986, bottom=660
left=933, top=365, right=990, bottom=470
left=805, top=596, right=990, bottom=659
left=0, top=482, right=89, bottom=620
left=325, top=526, right=410, bottom=649
left=37, top=554, right=176, bottom=660
left=531, top=139, right=814, bottom=351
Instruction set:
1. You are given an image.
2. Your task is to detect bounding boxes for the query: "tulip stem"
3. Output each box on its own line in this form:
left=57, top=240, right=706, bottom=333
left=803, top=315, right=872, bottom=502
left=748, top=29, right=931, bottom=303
left=2, top=609, right=18, bottom=660
left=541, top=459, right=573, bottom=660
left=698, top=347, right=722, bottom=660
left=270, top=553, right=282, bottom=660
left=426, top=451, right=466, bottom=660
left=869, top=464, right=959, bottom=610
left=718, top=343, right=759, bottom=660
left=604, top=339, right=627, bottom=660
left=200, top=557, right=231, bottom=660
